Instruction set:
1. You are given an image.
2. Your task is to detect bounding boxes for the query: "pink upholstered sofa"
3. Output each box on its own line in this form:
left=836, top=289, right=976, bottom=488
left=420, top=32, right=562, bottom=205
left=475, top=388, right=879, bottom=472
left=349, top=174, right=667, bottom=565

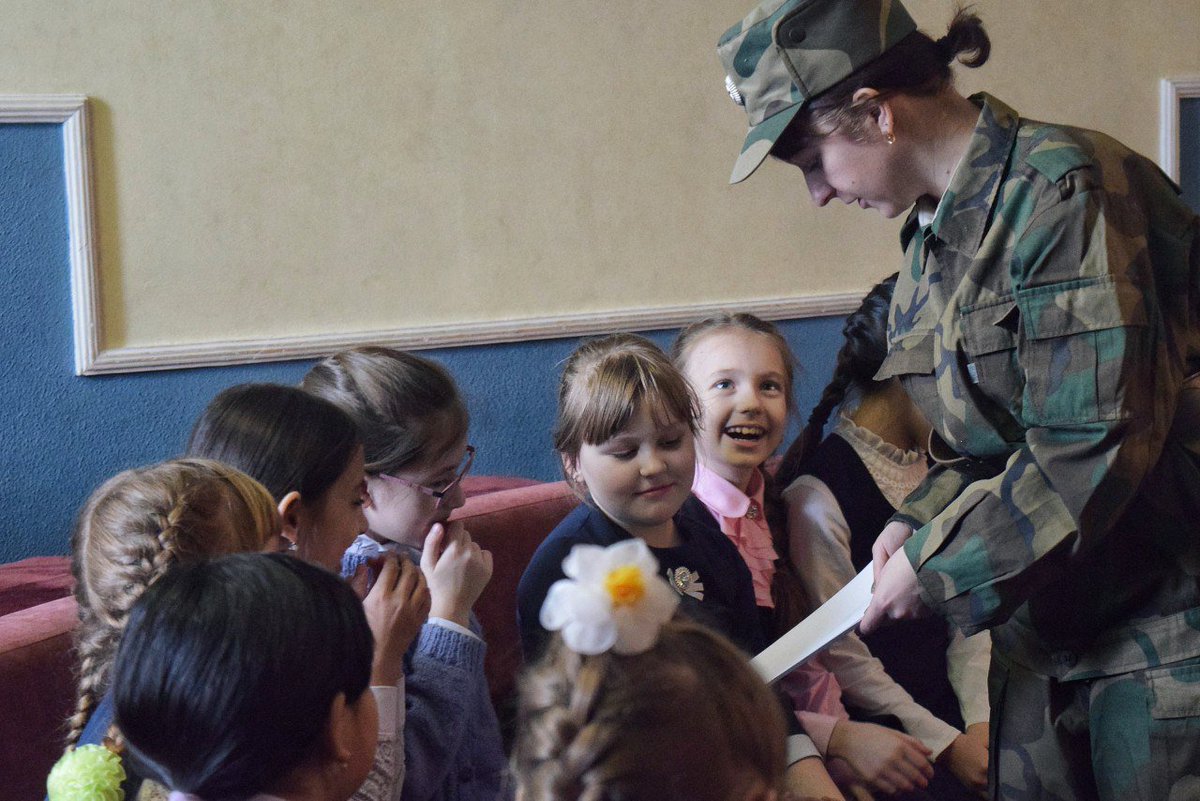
left=0, top=477, right=577, bottom=801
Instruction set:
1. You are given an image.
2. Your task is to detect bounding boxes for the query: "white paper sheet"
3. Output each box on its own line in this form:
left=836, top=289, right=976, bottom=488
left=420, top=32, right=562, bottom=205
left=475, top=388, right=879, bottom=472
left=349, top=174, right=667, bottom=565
left=751, top=565, right=873, bottom=684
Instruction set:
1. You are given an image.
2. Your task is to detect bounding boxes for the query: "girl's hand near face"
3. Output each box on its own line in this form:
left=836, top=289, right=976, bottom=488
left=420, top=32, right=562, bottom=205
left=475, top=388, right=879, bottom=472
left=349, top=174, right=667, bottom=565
left=827, top=719, right=934, bottom=796
left=361, top=554, right=431, bottom=686
left=421, top=521, right=493, bottom=628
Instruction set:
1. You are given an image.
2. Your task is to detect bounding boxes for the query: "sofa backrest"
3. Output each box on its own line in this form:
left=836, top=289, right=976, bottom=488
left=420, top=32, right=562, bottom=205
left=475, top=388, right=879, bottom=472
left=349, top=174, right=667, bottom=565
left=0, top=595, right=78, bottom=801
left=450, top=480, right=577, bottom=705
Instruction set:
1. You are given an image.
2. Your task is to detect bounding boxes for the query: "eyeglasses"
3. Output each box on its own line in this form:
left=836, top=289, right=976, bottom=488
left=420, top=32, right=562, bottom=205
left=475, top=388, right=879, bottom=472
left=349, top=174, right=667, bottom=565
left=380, top=445, right=475, bottom=508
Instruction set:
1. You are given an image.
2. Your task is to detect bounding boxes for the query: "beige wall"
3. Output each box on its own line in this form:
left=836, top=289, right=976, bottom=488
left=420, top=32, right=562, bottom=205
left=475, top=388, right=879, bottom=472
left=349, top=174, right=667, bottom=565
left=4, top=0, right=1199, bottom=349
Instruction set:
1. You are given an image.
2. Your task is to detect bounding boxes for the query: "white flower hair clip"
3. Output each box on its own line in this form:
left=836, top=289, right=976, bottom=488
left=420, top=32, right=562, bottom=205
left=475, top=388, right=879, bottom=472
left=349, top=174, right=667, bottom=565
left=540, top=539, right=680, bottom=655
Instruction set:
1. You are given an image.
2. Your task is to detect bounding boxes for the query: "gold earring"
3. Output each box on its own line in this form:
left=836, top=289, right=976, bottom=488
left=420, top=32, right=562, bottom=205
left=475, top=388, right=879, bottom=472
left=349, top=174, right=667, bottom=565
left=885, top=131, right=896, bottom=145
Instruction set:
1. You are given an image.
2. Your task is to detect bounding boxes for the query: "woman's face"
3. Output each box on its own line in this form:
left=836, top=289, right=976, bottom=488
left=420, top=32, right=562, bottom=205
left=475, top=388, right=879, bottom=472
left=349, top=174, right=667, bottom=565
left=783, top=130, right=920, bottom=219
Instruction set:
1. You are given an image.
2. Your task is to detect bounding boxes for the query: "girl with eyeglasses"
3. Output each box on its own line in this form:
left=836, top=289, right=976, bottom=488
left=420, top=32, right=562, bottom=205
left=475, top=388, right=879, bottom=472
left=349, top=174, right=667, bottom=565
left=303, top=346, right=507, bottom=801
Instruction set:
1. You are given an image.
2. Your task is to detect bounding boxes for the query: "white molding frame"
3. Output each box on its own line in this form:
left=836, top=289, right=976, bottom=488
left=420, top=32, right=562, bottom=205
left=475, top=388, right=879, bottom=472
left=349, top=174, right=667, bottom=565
left=2, top=93, right=860, bottom=375
left=75, top=293, right=865, bottom=375
left=1159, top=76, right=1200, bottom=182
left=0, top=94, right=99, bottom=375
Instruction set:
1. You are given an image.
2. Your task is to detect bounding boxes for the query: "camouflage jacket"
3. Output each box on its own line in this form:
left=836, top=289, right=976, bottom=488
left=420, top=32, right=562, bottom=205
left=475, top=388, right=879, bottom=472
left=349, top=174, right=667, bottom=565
left=878, top=94, right=1200, bottom=680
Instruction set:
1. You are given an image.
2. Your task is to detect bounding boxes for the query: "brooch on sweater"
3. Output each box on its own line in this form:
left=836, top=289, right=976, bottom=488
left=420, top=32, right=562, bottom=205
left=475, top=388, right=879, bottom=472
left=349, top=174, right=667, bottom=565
left=666, top=566, right=704, bottom=601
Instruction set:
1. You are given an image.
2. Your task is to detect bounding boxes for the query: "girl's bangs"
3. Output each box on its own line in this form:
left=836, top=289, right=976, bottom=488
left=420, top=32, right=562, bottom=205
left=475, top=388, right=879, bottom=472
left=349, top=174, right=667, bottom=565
left=576, top=359, right=696, bottom=446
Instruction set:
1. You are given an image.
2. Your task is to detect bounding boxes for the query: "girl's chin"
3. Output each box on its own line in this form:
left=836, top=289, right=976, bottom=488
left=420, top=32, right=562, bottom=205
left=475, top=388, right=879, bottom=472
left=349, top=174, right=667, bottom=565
left=721, top=440, right=771, bottom=460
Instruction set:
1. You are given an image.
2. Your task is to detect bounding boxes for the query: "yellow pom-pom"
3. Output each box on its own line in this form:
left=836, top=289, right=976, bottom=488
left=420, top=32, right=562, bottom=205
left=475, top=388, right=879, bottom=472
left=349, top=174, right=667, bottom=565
left=46, top=744, right=126, bottom=801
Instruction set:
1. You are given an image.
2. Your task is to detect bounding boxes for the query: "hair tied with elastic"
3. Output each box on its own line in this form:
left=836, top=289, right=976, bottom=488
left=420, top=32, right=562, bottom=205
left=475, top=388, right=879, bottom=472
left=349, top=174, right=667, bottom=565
left=46, top=743, right=126, bottom=801
left=933, top=34, right=954, bottom=64
left=539, top=540, right=679, bottom=655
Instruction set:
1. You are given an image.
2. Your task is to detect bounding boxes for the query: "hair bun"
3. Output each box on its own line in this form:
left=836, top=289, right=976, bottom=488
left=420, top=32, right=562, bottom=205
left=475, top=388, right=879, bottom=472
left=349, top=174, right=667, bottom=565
left=933, top=34, right=955, bottom=65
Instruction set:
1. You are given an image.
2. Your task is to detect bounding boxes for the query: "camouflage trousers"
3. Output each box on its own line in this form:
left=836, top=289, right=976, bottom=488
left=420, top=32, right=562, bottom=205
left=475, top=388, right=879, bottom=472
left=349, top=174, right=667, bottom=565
left=988, top=650, right=1200, bottom=800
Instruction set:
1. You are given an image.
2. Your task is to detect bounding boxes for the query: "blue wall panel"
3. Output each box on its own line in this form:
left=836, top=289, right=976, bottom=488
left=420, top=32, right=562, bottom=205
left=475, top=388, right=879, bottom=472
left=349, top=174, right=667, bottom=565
left=1181, top=96, right=1200, bottom=213
left=0, top=123, right=845, bottom=562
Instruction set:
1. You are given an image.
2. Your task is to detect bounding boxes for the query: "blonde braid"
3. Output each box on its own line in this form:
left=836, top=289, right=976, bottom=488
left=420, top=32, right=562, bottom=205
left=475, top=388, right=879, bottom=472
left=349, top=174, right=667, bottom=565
left=63, top=459, right=280, bottom=754
left=63, top=603, right=120, bottom=747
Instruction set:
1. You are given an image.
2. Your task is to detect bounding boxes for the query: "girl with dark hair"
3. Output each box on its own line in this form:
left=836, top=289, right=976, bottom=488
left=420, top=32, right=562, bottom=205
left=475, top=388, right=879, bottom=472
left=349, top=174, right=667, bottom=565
left=718, top=0, right=1200, bottom=797
left=110, top=553, right=377, bottom=801
left=302, top=348, right=506, bottom=801
left=778, top=277, right=991, bottom=800
left=673, top=313, right=936, bottom=798
left=186, top=383, right=431, bottom=801
left=187, top=383, right=368, bottom=571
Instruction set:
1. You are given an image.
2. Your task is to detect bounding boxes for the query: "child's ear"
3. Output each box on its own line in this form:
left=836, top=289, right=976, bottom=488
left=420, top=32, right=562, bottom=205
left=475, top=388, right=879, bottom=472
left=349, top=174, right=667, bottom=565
left=277, top=490, right=304, bottom=550
left=323, top=691, right=355, bottom=769
left=560, top=453, right=584, bottom=488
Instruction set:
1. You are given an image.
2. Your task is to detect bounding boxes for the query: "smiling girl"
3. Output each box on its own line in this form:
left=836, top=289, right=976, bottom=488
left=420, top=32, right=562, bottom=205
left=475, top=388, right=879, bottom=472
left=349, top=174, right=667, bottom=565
left=517, top=333, right=765, bottom=660
left=674, top=314, right=936, bottom=798
left=518, top=333, right=852, bottom=800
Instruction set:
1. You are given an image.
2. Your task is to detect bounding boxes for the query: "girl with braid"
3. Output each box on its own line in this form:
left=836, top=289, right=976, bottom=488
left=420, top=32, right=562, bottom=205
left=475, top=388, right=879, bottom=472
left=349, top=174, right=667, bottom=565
left=776, top=277, right=991, bottom=800
left=514, top=539, right=787, bottom=801
left=57, top=458, right=281, bottom=799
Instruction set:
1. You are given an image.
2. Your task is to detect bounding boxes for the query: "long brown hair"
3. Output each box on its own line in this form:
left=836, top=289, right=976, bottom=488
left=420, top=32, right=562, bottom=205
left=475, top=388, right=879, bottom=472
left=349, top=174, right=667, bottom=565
left=302, top=346, right=469, bottom=475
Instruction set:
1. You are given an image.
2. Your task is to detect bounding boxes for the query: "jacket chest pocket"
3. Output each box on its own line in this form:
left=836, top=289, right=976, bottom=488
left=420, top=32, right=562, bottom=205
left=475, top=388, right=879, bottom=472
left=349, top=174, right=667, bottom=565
left=1016, top=277, right=1150, bottom=426
left=961, top=299, right=1023, bottom=413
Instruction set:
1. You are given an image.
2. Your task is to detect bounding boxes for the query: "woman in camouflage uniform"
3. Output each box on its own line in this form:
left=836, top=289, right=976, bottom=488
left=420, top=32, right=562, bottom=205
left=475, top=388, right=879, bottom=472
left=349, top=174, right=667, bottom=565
left=717, top=1, right=1200, bottom=799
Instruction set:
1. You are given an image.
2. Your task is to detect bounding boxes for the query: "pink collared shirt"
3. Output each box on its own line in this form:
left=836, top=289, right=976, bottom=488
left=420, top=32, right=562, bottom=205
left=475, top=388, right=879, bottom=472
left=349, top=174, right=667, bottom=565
left=691, top=462, right=779, bottom=608
left=692, top=462, right=848, bottom=756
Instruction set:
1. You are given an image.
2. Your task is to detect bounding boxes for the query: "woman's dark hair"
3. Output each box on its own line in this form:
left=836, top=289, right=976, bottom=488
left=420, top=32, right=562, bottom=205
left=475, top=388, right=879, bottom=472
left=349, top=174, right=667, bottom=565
left=301, top=347, right=469, bottom=475
left=772, top=7, right=990, bottom=159
left=186, top=383, right=360, bottom=505
left=112, top=553, right=373, bottom=799
left=776, top=274, right=898, bottom=489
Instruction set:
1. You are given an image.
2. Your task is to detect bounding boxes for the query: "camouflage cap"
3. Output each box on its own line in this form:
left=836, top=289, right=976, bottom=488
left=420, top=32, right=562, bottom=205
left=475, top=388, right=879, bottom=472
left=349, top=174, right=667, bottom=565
left=717, top=0, right=917, bottom=184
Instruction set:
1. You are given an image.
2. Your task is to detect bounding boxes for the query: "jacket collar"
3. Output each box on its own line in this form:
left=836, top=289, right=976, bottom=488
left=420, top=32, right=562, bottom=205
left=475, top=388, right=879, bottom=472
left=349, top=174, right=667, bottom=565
left=900, top=93, right=1021, bottom=258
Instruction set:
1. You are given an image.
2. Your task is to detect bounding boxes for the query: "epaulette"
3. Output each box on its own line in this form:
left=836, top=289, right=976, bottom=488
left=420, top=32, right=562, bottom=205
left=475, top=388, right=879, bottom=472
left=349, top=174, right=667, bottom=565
left=1022, top=127, right=1093, bottom=184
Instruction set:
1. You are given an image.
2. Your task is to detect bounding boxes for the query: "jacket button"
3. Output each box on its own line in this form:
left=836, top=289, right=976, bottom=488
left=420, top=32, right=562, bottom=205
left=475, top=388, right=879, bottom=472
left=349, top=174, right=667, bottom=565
left=1053, top=651, right=1078, bottom=669
left=778, top=21, right=806, bottom=48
